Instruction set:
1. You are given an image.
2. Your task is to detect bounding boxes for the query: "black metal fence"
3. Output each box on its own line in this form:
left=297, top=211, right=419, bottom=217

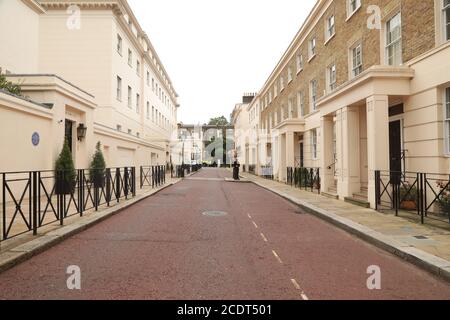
left=172, top=164, right=202, bottom=178
left=248, top=165, right=256, bottom=175
left=1, top=165, right=170, bottom=243
left=287, top=167, right=321, bottom=194
left=375, top=170, right=450, bottom=224
left=140, top=166, right=166, bottom=189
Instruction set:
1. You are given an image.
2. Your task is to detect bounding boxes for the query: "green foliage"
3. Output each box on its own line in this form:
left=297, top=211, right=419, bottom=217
left=0, top=73, right=22, bottom=96
left=55, top=140, right=76, bottom=188
left=208, top=116, right=229, bottom=126
left=89, top=142, right=106, bottom=182
left=399, top=183, right=418, bottom=202
left=437, top=181, right=450, bottom=215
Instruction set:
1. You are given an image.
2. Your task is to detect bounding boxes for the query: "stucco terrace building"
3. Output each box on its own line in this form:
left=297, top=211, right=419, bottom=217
left=0, top=0, right=178, bottom=172
left=233, top=0, right=450, bottom=209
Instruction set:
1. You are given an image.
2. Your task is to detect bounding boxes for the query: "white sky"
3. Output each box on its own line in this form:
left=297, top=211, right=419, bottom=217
left=128, top=0, right=317, bottom=125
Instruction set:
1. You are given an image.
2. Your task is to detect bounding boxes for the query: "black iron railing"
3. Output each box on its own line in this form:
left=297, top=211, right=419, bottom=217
left=375, top=170, right=450, bottom=224
left=248, top=165, right=256, bottom=174
left=287, top=167, right=321, bottom=194
left=1, top=167, right=136, bottom=242
left=172, top=164, right=202, bottom=178
left=140, top=165, right=166, bottom=189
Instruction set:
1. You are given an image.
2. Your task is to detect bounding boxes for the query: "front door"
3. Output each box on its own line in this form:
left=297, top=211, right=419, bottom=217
left=389, top=120, right=402, bottom=184
left=65, top=119, right=73, bottom=153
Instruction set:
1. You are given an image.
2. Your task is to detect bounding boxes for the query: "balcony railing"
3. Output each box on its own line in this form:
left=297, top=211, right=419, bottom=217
left=287, top=167, right=321, bottom=194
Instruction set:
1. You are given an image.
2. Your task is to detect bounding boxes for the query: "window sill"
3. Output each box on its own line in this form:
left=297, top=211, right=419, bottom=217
left=297, top=68, right=303, bottom=75
left=117, top=51, right=122, bottom=57
left=324, top=33, right=335, bottom=46
left=345, top=6, right=361, bottom=22
left=308, top=54, right=316, bottom=63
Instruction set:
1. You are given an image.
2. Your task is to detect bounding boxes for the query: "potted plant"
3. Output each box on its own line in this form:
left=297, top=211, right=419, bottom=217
left=89, top=142, right=106, bottom=188
left=399, top=182, right=418, bottom=210
left=55, top=140, right=77, bottom=195
left=437, top=181, right=450, bottom=218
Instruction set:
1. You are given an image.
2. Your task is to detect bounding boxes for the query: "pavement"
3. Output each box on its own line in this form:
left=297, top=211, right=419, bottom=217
left=0, top=168, right=449, bottom=300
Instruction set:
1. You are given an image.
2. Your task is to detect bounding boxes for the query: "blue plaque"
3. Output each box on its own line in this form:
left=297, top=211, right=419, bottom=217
left=32, top=132, right=40, bottom=146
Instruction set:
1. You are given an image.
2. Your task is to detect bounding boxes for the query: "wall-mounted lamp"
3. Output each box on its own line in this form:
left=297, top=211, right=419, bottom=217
left=77, top=123, right=87, bottom=141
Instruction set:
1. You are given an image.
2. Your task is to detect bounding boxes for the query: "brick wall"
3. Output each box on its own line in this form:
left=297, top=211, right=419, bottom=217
left=260, top=0, right=436, bottom=126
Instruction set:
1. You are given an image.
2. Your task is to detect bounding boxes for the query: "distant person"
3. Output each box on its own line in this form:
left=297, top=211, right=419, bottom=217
left=233, top=159, right=240, bottom=180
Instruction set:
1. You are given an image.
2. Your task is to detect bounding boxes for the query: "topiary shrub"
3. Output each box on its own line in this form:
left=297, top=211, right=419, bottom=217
left=55, top=140, right=77, bottom=195
left=89, top=142, right=106, bottom=188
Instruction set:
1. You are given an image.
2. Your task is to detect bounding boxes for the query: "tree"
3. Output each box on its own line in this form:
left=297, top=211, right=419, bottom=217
left=0, top=73, right=21, bottom=96
left=55, top=140, right=76, bottom=194
left=89, top=142, right=107, bottom=187
left=208, top=116, right=229, bottom=126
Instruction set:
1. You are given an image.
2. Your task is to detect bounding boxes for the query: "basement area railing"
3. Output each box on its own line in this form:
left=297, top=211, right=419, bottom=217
left=287, top=167, right=321, bottom=194
left=375, top=170, right=450, bottom=225
left=0, top=165, right=169, bottom=243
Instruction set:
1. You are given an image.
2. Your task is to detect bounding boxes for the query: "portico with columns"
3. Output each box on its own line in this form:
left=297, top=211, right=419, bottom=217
left=318, top=66, right=414, bottom=208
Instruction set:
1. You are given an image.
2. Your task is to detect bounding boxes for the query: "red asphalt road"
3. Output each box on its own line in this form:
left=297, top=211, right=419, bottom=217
left=0, top=168, right=449, bottom=300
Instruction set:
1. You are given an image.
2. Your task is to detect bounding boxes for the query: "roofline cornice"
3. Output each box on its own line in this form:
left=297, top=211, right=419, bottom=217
left=39, top=0, right=179, bottom=100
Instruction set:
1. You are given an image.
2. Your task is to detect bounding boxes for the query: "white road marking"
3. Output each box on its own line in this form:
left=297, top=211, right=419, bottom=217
left=260, top=233, right=268, bottom=243
left=252, top=221, right=258, bottom=229
left=272, top=250, right=283, bottom=264
left=291, top=279, right=309, bottom=300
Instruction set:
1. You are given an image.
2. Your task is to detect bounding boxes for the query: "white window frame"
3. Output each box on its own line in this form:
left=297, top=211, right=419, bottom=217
left=147, top=71, right=150, bottom=86
left=117, top=34, right=122, bottom=55
left=445, top=87, right=450, bottom=155
left=116, top=76, right=122, bottom=101
left=288, top=97, right=295, bottom=118
left=136, top=60, right=140, bottom=76
left=127, top=86, right=132, bottom=108
left=136, top=93, right=140, bottom=113
left=351, top=43, right=363, bottom=78
left=296, top=53, right=304, bottom=73
left=444, top=0, right=450, bottom=41
left=128, top=49, right=132, bottom=66
left=385, top=13, right=402, bottom=66
left=288, top=66, right=293, bottom=83
left=311, top=129, right=318, bottom=160
left=297, top=91, right=305, bottom=117
left=309, top=37, right=316, bottom=60
left=280, top=76, right=285, bottom=91
left=310, top=80, right=318, bottom=111
left=326, top=15, right=336, bottom=41
left=327, top=64, right=337, bottom=92
left=347, top=0, right=361, bottom=18
left=146, top=102, right=150, bottom=119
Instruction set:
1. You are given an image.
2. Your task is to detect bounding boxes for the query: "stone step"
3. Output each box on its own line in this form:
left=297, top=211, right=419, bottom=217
left=322, top=191, right=338, bottom=200
left=353, top=192, right=368, bottom=201
left=344, top=196, right=370, bottom=208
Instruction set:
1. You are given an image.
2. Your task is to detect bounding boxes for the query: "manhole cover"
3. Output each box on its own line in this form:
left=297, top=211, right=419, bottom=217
left=202, top=211, right=228, bottom=217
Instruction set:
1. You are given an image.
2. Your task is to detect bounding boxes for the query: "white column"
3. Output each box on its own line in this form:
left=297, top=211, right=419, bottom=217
left=339, top=106, right=361, bottom=198
left=286, top=131, right=295, bottom=168
left=320, top=116, right=334, bottom=193
left=367, top=95, right=390, bottom=208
